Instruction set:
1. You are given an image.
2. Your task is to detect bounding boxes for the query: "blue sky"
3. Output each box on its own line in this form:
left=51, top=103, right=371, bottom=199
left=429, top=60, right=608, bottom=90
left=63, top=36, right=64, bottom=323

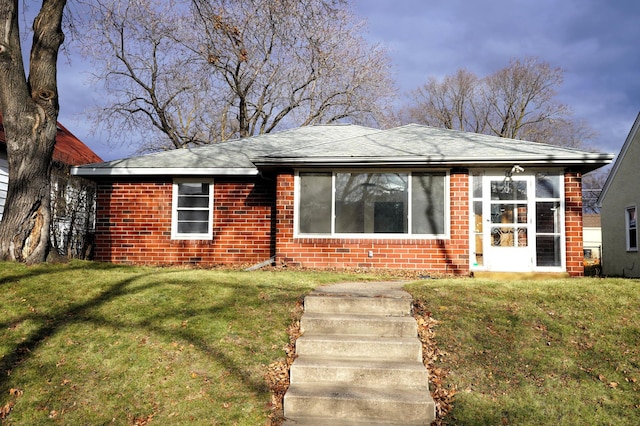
left=55, top=0, right=640, bottom=161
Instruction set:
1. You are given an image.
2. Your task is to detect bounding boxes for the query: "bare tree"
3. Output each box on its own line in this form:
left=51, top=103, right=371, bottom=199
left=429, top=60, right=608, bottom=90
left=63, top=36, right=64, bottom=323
left=0, top=0, right=67, bottom=263
left=79, top=0, right=216, bottom=151
left=406, top=69, right=485, bottom=133
left=483, top=57, right=568, bottom=140
left=79, top=0, right=396, bottom=151
left=583, top=167, right=609, bottom=214
left=404, top=57, right=592, bottom=148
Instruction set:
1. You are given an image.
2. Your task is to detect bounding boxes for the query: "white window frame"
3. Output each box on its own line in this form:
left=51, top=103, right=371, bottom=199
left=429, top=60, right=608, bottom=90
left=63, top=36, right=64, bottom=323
left=625, top=205, right=638, bottom=252
left=171, top=179, right=214, bottom=240
left=294, top=169, right=450, bottom=239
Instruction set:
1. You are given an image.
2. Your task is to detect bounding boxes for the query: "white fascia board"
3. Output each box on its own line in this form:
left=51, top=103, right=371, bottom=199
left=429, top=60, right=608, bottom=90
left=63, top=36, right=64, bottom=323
left=70, top=167, right=259, bottom=177
left=255, top=155, right=614, bottom=167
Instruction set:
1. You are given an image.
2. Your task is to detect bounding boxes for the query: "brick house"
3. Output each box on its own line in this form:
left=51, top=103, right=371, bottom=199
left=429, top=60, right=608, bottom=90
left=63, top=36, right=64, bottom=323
left=72, top=124, right=613, bottom=276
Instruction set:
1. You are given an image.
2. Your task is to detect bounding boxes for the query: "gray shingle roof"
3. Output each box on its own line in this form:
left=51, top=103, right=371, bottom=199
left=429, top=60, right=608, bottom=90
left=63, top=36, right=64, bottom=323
left=72, top=124, right=614, bottom=177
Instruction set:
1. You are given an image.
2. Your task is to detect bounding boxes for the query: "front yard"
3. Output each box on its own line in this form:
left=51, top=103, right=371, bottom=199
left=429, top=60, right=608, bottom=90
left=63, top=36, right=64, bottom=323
left=1, top=261, right=638, bottom=425
left=408, top=277, right=640, bottom=425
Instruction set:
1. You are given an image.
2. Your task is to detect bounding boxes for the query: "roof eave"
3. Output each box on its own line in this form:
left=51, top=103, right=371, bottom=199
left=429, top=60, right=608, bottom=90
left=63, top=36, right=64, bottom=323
left=253, top=155, right=614, bottom=172
left=70, top=167, right=259, bottom=177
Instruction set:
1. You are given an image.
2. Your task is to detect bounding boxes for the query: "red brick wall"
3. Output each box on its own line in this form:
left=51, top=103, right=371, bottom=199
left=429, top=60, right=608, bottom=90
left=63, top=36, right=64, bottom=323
left=274, top=170, right=471, bottom=275
left=93, top=178, right=274, bottom=266
left=564, top=171, right=583, bottom=277
left=93, top=169, right=581, bottom=276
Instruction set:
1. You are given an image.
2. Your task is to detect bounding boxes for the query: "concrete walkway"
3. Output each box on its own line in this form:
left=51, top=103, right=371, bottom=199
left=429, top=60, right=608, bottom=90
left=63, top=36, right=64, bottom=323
left=283, top=281, right=436, bottom=425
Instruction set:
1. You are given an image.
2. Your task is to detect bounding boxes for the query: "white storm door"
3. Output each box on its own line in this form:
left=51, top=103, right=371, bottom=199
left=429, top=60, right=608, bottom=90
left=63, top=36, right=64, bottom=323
left=483, top=175, right=533, bottom=272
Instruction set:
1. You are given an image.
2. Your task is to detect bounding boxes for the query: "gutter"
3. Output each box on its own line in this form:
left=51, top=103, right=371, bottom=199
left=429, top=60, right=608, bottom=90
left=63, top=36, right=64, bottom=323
left=70, top=167, right=259, bottom=177
left=252, top=154, right=615, bottom=173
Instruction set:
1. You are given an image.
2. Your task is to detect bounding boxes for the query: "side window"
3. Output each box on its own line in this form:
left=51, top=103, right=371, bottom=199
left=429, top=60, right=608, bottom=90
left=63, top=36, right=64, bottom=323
left=172, top=180, right=213, bottom=240
left=626, top=206, right=637, bottom=251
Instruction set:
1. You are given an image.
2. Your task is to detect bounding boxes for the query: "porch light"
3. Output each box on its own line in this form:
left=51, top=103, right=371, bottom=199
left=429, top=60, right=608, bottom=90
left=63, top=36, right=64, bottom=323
left=506, top=164, right=524, bottom=177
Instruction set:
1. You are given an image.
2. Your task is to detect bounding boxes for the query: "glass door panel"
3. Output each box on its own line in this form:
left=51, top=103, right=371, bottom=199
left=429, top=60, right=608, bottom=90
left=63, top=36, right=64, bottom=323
left=484, top=177, right=532, bottom=271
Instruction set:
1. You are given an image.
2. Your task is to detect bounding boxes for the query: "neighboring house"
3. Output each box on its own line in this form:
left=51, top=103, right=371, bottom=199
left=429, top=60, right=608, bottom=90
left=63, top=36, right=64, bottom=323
left=0, top=115, right=103, bottom=257
left=72, top=124, right=613, bottom=276
left=598, top=112, right=640, bottom=277
left=582, top=213, right=602, bottom=266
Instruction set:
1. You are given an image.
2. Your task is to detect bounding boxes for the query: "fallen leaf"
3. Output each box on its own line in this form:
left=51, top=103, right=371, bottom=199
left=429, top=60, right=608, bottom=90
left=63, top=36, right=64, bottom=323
left=9, top=388, right=23, bottom=397
left=1, top=402, right=15, bottom=419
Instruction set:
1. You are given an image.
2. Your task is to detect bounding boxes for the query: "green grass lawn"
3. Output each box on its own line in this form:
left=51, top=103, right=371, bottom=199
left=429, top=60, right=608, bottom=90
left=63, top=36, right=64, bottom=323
left=0, top=261, right=373, bottom=425
left=406, top=277, right=640, bottom=426
left=1, top=262, right=639, bottom=425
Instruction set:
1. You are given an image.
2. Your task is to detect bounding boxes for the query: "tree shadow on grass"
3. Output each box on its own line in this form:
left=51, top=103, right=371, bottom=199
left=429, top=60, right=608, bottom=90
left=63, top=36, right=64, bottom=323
left=0, top=266, right=299, bottom=410
left=0, top=260, right=121, bottom=288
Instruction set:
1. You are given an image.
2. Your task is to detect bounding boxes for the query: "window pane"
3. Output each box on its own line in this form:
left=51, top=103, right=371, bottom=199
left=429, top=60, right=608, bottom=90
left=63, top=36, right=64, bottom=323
left=536, top=173, right=560, bottom=198
left=627, top=207, right=637, bottom=250
left=178, top=210, right=209, bottom=221
left=630, top=229, right=638, bottom=250
left=178, top=221, right=209, bottom=234
left=517, top=227, right=528, bottom=247
left=536, top=235, right=561, bottom=266
left=179, top=182, right=209, bottom=195
left=492, top=227, right=514, bottom=247
left=536, top=202, right=560, bottom=233
left=335, top=173, right=407, bottom=233
left=473, top=201, right=483, bottom=233
left=178, top=195, right=210, bottom=208
left=299, top=173, right=332, bottom=233
left=474, top=234, right=484, bottom=266
left=491, top=204, right=515, bottom=224
left=491, top=180, right=526, bottom=200
left=516, top=204, right=527, bottom=224
left=472, top=174, right=483, bottom=198
left=411, top=173, right=445, bottom=234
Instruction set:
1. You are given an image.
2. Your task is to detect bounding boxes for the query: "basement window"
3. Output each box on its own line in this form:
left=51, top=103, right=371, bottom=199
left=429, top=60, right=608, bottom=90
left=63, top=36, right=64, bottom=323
left=171, top=179, right=214, bottom=240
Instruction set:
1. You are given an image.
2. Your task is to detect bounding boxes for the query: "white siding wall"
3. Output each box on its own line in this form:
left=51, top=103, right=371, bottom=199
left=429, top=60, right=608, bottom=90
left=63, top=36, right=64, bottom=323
left=601, top=120, right=640, bottom=277
left=583, top=226, right=602, bottom=261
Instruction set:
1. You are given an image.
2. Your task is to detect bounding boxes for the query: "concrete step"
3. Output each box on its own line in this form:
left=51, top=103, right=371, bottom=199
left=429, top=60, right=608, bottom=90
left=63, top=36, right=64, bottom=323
left=283, top=383, right=435, bottom=424
left=300, top=312, right=417, bottom=337
left=304, top=295, right=412, bottom=316
left=289, top=357, right=429, bottom=390
left=295, top=334, right=422, bottom=362
left=473, top=271, right=570, bottom=280
left=283, top=416, right=426, bottom=425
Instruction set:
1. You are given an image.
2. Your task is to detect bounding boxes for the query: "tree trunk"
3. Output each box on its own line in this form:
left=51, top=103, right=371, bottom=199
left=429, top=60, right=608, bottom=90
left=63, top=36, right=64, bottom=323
left=0, top=0, right=67, bottom=264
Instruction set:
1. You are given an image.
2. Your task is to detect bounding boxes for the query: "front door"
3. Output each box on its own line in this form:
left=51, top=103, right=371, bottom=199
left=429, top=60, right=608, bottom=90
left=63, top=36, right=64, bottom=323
left=470, top=171, right=565, bottom=273
left=484, top=175, right=532, bottom=271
